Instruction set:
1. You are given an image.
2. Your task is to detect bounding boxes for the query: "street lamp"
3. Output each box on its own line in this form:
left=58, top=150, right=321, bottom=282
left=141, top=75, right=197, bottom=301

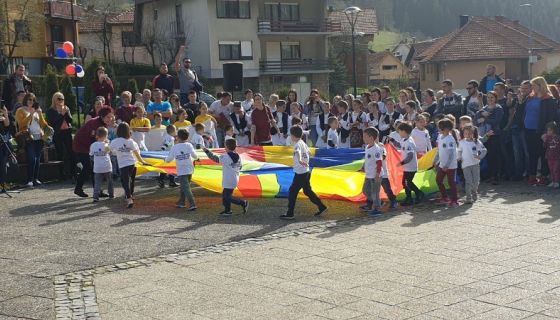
left=520, top=3, right=534, bottom=78
left=343, top=6, right=362, bottom=97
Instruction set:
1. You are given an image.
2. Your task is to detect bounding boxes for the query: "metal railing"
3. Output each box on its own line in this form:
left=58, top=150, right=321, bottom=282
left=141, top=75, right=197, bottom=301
left=259, top=59, right=330, bottom=73
left=44, top=0, right=83, bottom=20
left=257, top=18, right=340, bottom=33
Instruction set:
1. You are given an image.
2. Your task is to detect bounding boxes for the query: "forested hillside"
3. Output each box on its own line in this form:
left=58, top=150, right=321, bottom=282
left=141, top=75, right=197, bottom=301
left=330, top=0, right=560, bottom=42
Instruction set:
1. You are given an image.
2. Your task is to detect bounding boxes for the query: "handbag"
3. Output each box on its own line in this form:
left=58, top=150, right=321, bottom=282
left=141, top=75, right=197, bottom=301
left=15, top=130, right=32, bottom=148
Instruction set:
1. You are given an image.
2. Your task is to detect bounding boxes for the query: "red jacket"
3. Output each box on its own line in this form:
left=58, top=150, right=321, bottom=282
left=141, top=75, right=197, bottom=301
left=72, top=117, right=106, bottom=154
left=91, top=79, right=115, bottom=107
left=251, top=106, right=274, bottom=144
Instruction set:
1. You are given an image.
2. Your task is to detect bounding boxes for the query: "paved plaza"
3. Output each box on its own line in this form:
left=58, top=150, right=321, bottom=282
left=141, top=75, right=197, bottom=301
left=1, top=181, right=560, bottom=319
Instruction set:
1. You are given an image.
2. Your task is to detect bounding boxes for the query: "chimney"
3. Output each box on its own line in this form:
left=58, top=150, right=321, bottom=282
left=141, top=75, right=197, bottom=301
left=459, top=15, right=470, bottom=28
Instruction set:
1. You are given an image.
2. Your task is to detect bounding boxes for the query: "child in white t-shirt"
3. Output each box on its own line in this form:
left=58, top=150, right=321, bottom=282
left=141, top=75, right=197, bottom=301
left=271, top=126, right=286, bottom=146
left=89, top=127, right=113, bottom=202
left=360, top=127, right=383, bottom=216
left=397, top=122, right=424, bottom=206
left=190, top=123, right=206, bottom=149
left=159, top=124, right=179, bottom=188
left=203, top=139, right=249, bottom=216
left=411, top=114, right=432, bottom=154
left=458, top=125, right=487, bottom=204
left=165, top=128, right=199, bottom=211
left=435, top=118, right=459, bottom=207
left=224, top=125, right=236, bottom=142
left=326, top=117, right=339, bottom=149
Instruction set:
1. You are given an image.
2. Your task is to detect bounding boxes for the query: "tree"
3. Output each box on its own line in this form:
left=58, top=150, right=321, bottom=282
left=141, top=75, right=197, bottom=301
left=143, top=79, right=152, bottom=90
left=43, top=64, right=60, bottom=106
left=60, top=76, right=77, bottom=114
left=126, top=78, right=139, bottom=95
left=543, top=66, right=560, bottom=85
left=84, top=60, right=101, bottom=106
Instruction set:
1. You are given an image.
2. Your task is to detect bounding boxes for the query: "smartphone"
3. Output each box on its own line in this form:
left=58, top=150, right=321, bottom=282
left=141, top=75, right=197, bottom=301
left=32, top=102, right=40, bottom=110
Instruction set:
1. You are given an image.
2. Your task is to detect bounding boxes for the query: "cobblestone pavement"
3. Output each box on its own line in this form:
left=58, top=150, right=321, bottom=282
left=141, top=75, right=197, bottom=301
left=2, top=181, right=560, bottom=319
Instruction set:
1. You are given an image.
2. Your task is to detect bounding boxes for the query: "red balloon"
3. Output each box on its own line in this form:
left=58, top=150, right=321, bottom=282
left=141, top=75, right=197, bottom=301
left=63, top=41, right=74, bottom=54
left=65, top=64, right=76, bottom=75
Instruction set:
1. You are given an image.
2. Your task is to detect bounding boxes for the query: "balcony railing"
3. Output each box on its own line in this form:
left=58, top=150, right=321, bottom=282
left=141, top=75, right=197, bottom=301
left=44, top=0, right=83, bottom=20
left=260, top=59, right=330, bottom=73
left=257, top=18, right=341, bottom=33
left=46, top=41, right=65, bottom=57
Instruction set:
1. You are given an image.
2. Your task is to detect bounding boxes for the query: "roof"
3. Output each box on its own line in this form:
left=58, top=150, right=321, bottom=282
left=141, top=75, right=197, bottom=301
left=108, top=9, right=134, bottom=24
left=368, top=51, right=402, bottom=67
left=328, top=8, right=378, bottom=35
left=79, top=7, right=133, bottom=33
left=414, top=16, right=560, bottom=63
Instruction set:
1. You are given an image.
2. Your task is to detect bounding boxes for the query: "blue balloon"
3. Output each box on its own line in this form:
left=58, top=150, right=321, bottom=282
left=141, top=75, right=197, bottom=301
left=56, top=48, right=67, bottom=58
left=75, top=65, right=83, bottom=73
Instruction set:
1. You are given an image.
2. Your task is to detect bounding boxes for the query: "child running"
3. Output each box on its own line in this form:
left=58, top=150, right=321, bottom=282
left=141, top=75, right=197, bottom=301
left=280, top=126, right=328, bottom=220
left=203, top=139, right=249, bottom=216
left=435, top=118, right=460, bottom=207
left=458, top=125, right=487, bottom=203
left=165, top=128, right=199, bottom=211
left=360, top=127, right=383, bottom=216
left=89, top=127, right=114, bottom=202
left=159, top=125, right=179, bottom=188
left=397, top=122, right=424, bottom=206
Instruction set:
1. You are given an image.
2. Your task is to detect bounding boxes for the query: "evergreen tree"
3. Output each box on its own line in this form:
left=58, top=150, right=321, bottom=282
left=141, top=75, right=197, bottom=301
left=84, top=60, right=101, bottom=107
left=60, top=76, right=77, bottom=114
left=126, top=78, right=139, bottom=95
left=144, top=79, right=153, bottom=90
left=43, top=64, right=59, bottom=106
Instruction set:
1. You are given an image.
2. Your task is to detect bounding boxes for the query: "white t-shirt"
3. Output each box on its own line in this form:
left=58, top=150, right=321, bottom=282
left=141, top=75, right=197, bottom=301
left=378, top=143, right=389, bottom=178
left=411, top=128, right=432, bottom=153
left=219, top=152, right=242, bottom=189
left=161, top=133, right=175, bottom=151
left=437, top=134, right=458, bottom=170
left=272, top=134, right=286, bottom=146
left=190, top=133, right=205, bottom=149
left=165, top=142, right=198, bottom=176
left=89, top=141, right=112, bottom=173
left=364, top=144, right=383, bottom=179
left=458, top=139, right=486, bottom=168
left=293, top=139, right=311, bottom=174
left=225, top=134, right=235, bottom=141
left=400, top=138, right=418, bottom=172
left=109, top=138, right=140, bottom=169
left=327, top=128, right=339, bottom=149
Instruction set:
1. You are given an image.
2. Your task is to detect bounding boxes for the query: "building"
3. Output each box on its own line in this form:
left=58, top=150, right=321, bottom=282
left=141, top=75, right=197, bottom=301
left=412, top=15, right=560, bottom=90
left=367, top=51, right=406, bottom=85
left=0, top=0, right=82, bottom=75
left=134, top=0, right=337, bottom=99
left=327, top=8, right=378, bottom=88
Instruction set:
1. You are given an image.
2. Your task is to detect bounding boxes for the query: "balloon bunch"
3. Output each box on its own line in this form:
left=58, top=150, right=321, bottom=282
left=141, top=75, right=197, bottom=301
left=56, top=41, right=85, bottom=78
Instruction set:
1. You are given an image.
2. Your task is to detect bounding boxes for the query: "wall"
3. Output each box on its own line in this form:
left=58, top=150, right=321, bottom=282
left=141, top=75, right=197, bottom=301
left=420, top=60, right=507, bottom=90
left=369, top=54, right=405, bottom=81
left=534, top=52, right=560, bottom=76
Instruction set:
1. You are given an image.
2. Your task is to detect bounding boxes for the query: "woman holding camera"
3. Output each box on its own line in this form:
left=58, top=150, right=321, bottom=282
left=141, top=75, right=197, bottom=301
left=0, top=105, right=15, bottom=189
left=92, top=66, right=115, bottom=107
left=15, top=93, right=49, bottom=187
left=47, top=92, right=75, bottom=179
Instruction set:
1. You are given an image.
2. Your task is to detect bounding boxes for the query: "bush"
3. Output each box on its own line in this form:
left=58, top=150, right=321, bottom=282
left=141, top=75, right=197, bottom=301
left=43, top=64, right=59, bottom=106
left=126, top=78, right=139, bottom=95
left=144, top=79, right=152, bottom=90
left=60, top=76, right=77, bottom=114
left=543, top=66, right=560, bottom=84
left=275, top=86, right=291, bottom=100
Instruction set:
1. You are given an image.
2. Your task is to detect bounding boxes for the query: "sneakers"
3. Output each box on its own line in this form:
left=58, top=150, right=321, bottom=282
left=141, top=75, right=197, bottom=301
left=464, top=198, right=473, bottom=204
left=389, top=200, right=398, bottom=209
left=126, top=198, right=134, bottom=208
left=176, top=204, right=186, bottom=209
left=436, top=198, right=450, bottom=205
left=99, top=192, right=110, bottom=198
left=547, top=182, right=555, bottom=188
left=528, top=176, right=538, bottom=186
left=368, top=209, right=383, bottom=217
left=415, top=192, right=425, bottom=203
left=242, top=201, right=249, bottom=214
left=537, top=176, right=549, bottom=186
left=187, top=205, right=197, bottom=212
left=74, top=190, right=89, bottom=198
left=400, top=198, right=414, bottom=207
left=92, top=199, right=99, bottom=203
left=219, top=211, right=233, bottom=216
left=279, top=214, right=295, bottom=220
left=315, top=206, right=328, bottom=217
left=448, top=201, right=459, bottom=208
left=26, top=181, right=33, bottom=188
left=33, top=180, right=42, bottom=186
left=169, top=181, right=179, bottom=188
left=359, top=205, right=372, bottom=212
left=158, top=180, right=165, bottom=188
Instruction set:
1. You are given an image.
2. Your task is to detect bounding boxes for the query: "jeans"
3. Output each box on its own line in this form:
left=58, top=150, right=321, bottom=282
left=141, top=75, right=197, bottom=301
left=94, top=172, right=114, bottom=200
left=222, top=188, right=244, bottom=213
left=485, top=135, right=502, bottom=180
left=381, top=178, right=396, bottom=202
left=215, top=128, right=225, bottom=148
left=525, top=129, right=546, bottom=177
left=511, top=128, right=529, bottom=179
left=120, top=165, right=136, bottom=199
left=53, top=129, right=75, bottom=178
left=25, top=140, right=43, bottom=183
left=287, top=172, right=325, bottom=216
left=402, top=171, right=422, bottom=200
left=308, top=125, right=318, bottom=147
left=436, top=167, right=458, bottom=202
left=178, top=175, right=195, bottom=207
left=363, top=178, right=381, bottom=209
left=462, top=164, right=480, bottom=200
left=74, top=153, right=92, bottom=193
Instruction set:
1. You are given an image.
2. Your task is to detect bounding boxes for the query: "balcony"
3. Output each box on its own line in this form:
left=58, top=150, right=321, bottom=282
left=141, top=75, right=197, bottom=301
left=260, top=59, right=331, bottom=75
left=44, top=0, right=83, bottom=20
left=257, top=19, right=340, bottom=34
left=46, top=41, right=66, bottom=57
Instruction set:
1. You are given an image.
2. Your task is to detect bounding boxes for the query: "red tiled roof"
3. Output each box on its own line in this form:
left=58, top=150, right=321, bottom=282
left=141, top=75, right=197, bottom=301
left=79, top=8, right=133, bottom=33
left=108, top=8, right=134, bottom=24
left=414, top=16, right=560, bottom=63
left=328, top=8, right=378, bottom=35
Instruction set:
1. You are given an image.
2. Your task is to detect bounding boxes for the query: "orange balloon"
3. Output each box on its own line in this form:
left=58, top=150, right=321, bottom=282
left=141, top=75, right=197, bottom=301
left=62, top=41, right=74, bottom=54
left=65, top=64, right=76, bottom=75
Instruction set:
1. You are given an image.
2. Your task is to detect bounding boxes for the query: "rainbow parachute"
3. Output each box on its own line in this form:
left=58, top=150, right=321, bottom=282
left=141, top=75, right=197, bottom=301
left=138, top=146, right=440, bottom=202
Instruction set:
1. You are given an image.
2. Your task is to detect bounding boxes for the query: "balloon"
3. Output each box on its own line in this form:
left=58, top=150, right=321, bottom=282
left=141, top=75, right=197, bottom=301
left=62, top=41, right=74, bottom=54
left=65, top=64, right=76, bottom=76
left=75, top=65, right=83, bottom=73
left=77, top=70, right=85, bottom=78
left=55, top=48, right=67, bottom=58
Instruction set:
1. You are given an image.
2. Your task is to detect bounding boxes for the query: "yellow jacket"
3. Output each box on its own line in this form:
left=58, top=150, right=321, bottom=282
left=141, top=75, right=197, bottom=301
left=15, top=107, right=48, bottom=133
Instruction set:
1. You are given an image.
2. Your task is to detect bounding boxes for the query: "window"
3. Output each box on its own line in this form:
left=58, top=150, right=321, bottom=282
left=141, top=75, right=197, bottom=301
left=435, top=63, right=441, bottom=81
left=217, top=0, right=250, bottom=19
left=421, top=64, right=426, bottom=81
left=51, top=25, right=64, bottom=42
left=175, top=4, right=184, bottom=34
left=14, top=20, right=30, bottom=42
left=281, top=42, right=300, bottom=60
left=122, top=31, right=140, bottom=47
left=382, top=65, right=398, bottom=71
left=264, top=3, right=299, bottom=21
left=153, top=9, right=158, bottom=21
left=219, top=41, right=252, bottom=60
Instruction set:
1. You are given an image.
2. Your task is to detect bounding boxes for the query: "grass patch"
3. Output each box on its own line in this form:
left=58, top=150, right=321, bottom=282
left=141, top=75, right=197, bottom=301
left=369, top=31, right=407, bottom=52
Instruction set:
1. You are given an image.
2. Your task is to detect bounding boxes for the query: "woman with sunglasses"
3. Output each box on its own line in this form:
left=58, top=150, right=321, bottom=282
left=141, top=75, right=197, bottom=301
left=47, top=92, right=75, bottom=179
left=15, top=93, right=49, bottom=187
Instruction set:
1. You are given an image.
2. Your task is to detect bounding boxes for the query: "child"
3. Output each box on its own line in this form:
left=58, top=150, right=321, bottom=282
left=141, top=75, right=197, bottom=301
left=327, top=117, right=340, bottom=149
left=273, top=100, right=289, bottom=137
left=403, top=101, right=418, bottom=122
left=229, top=102, right=251, bottom=147
left=458, top=125, right=487, bottom=203
left=366, top=102, right=380, bottom=129
left=106, top=114, right=119, bottom=178
left=195, top=102, right=218, bottom=148
left=285, top=117, right=308, bottom=146
left=378, top=142, right=398, bottom=209
left=224, top=124, right=235, bottom=142
left=385, top=98, right=403, bottom=126
left=397, top=122, right=424, bottom=206
left=280, top=126, right=328, bottom=220
left=159, top=125, right=179, bottom=188
left=271, top=126, right=286, bottom=146
left=174, top=108, right=192, bottom=129
left=411, top=114, right=432, bottom=154
left=337, top=101, right=351, bottom=148
left=289, top=102, right=308, bottom=130
left=152, top=112, right=164, bottom=129
left=203, top=139, right=249, bottom=215
left=435, top=118, right=459, bottom=207
left=349, top=99, right=367, bottom=148
left=459, top=115, right=473, bottom=131
left=191, top=123, right=206, bottom=149
left=543, top=122, right=560, bottom=188
left=315, top=102, right=333, bottom=148
left=89, top=127, right=114, bottom=202
left=361, top=127, right=383, bottom=216
left=165, top=129, right=199, bottom=210
left=269, top=94, right=279, bottom=112
left=130, top=104, right=150, bottom=151
left=109, top=122, right=150, bottom=208
left=428, top=113, right=444, bottom=147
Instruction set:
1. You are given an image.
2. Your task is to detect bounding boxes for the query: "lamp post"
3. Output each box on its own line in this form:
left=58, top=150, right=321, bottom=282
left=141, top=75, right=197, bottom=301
left=343, top=6, right=362, bottom=97
left=520, top=3, right=534, bottom=79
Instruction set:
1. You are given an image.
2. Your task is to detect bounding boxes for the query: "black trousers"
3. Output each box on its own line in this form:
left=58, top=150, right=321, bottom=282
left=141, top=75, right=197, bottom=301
left=525, top=129, right=549, bottom=177
left=381, top=177, right=396, bottom=202
left=0, top=145, right=7, bottom=185
left=53, top=129, right=75, bottom=178
left=120, top=165, right=136, bottom=199
left=485, top=135, right=502, bottom=180
left=287, top=172, right=325, bottom=216
left=402, top=171, right=422, bottom=199
left=74, top=153, right=92, bottom=192
left=222, top=188, right=244, bottom=212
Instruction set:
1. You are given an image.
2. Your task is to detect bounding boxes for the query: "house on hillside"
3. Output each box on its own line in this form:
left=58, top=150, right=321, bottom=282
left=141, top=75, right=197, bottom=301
left=367, top=51, right=406, bottom=85
left=328, top=7, right=378, bottom=88
left=134, top=0, right=338, bottom=98
left=412, top=15, right=560, bottom=90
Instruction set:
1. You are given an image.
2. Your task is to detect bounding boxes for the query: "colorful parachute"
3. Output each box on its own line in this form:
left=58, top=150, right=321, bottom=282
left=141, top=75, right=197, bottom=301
left=138, top=146, right=440, bottom=202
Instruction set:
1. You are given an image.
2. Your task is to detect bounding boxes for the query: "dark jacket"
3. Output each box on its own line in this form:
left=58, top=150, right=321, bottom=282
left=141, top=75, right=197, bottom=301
left=2, top=74, right=32, bottom=111
left=435, top=93, right=463, bottom=121
left=46, top=108, right=73, bottom=135
left=152, top=73, right=175, bottom=94
left=480, top=75, right=505, bottom=94
left=91, top=79, right=115, bottom=107
left=535, top=96, right=559, bottom=135
left=476, top=105, right=504, bottom=135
